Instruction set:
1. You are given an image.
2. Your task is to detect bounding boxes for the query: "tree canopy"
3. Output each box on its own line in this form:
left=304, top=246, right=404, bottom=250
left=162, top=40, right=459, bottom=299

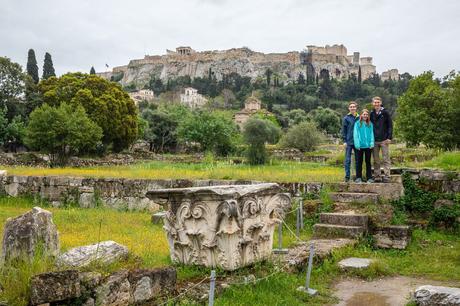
left=38, top=72, right=138, bottom=151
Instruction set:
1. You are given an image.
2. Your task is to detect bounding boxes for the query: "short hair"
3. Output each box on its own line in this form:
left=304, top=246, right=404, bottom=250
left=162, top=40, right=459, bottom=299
left=372, top=96, right=382, bottom=102
left=348, top=101, right=358, bottom=107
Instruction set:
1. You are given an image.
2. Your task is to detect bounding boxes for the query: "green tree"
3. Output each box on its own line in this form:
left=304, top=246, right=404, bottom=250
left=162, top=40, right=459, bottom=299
left=309, top=107, right=342, bottom=136
left=38, top=73, right=138, bottom=151
left=178, top=111, right=238, bottom=156
left=243, top=118, right=280, bottom=165
left=0, top=57, right=28, bottom=120
left=25, top=103, right=102, bottom=166
left=279, top=121, right=323, bottom=152
left=42, top=52, right=55, bottom=80
left=142, top=108, right=179, bottom=152
left=90, top=66, right=96, bottom=75
left=396, top=71, right=459, bottom=149
left=26, top=49, right=39, bottom=84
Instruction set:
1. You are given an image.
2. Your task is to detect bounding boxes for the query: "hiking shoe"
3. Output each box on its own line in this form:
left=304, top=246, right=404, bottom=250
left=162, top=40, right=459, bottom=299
left=383, top=177, right=391, bottom=183
left=345, top=178, right=350, bottom=183
left=367, top=178, right=375, bottom=183
left=374, top=177, right=382, bottom=183
left=354, top=178, right=362, bottom=183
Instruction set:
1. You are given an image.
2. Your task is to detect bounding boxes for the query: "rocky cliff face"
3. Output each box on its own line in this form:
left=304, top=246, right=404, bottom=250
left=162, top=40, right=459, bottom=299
left=99, top=48, right=305, bottom=88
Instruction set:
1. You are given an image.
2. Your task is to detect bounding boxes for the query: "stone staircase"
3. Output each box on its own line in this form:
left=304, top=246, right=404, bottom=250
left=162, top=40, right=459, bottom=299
left=313, top=212, right=369, bottom=239
left=312, top=174, right=403, bottom=239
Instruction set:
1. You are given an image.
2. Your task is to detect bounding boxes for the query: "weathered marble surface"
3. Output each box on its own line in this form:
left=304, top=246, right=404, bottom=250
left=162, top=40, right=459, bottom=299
left=147, top=183, right=291, bottom=270
left=1, top=207, right=59, bottom=262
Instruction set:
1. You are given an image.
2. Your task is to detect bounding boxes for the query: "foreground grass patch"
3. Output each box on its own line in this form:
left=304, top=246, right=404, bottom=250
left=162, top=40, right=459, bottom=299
left=4, top=160, right=343, bottom=183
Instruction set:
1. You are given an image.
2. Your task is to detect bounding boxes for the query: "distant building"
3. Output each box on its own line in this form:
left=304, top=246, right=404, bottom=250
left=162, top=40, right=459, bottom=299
left=180, top=87, right=207, bottom=108
left=234, top=96, right=263, bottom=128
left=129, top=89, right=155, bottom=104
left=381, top=69, right=400, bottom=81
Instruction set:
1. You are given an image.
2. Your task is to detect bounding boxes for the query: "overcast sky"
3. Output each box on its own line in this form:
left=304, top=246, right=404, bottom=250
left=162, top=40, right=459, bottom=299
left=1, top=0, right=459, bottom=77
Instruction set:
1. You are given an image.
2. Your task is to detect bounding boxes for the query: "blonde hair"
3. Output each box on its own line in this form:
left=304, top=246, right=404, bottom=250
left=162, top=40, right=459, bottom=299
left=348, top=101, right=358, bottom=107
left=372, top=96, right=382, bottom=102
left=359, top=109, right=371, bottom=126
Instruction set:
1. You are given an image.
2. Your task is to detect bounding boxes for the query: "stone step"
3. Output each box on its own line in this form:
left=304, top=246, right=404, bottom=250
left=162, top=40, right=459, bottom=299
left=328, top=182, right=403, bottom=200
left=313, top=223, right=365, bottom=239
left=329, top=192, right=378, bottom=204
left=319, top=213, right=368, bottom=228
left=390, top=175, right=402, bottom=183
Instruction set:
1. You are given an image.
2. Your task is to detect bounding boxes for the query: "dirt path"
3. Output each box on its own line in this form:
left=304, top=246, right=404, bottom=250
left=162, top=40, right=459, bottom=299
left=333, top=276, right=449, bottom=306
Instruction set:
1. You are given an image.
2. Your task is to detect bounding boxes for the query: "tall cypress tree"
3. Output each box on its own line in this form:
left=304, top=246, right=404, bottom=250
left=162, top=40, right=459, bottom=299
left=90, top=66, right=96, bottom=75
left=27, top=49, right=39, bottom=84
left=358, top=66, right=362, bottom=83
left=42, top=52, right=56, bottom=79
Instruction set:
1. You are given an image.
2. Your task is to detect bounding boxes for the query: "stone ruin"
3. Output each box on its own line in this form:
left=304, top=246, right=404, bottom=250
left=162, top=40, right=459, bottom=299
left=147, top=183, right=291, bottom=270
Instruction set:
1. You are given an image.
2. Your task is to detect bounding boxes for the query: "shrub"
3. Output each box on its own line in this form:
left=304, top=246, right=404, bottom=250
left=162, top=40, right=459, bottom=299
left=25, top=103, right=103, bottom=166
left=177, top=110, right=239, bottom=156
left=243, top=118, right=280, bottom=165
left=279, top=121, right=323, bottom=152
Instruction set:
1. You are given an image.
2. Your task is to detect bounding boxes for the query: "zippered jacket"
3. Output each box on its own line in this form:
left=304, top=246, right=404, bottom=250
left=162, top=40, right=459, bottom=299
left=370, top=108, right=393, bottom=142
left=342, top=113, right=359, bottom=145
left=353, top=121, right=374, bottom=149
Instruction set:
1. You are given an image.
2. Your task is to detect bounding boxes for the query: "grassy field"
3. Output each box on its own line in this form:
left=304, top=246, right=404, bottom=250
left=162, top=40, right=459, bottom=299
left=3, top=160, right=344, bottom=183
left=1, top=197, right=459, bottom=305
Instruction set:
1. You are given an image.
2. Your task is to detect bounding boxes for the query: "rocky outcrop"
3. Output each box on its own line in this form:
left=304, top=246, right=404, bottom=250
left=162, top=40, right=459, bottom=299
left=414, top=285, right=460, bottom=305
left=29, top=267, right=176, bottom=306
left=56, top=241, right=129, bottom=268
left=1, top=207, right=59, bottom=262
left=147, top=183, right=291, bottom=270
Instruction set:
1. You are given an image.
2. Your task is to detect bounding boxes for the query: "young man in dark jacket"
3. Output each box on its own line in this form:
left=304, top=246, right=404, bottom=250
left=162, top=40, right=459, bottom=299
left=370, top=96, right=393, bottom=183
left=342, top=101, right=359, bottom=182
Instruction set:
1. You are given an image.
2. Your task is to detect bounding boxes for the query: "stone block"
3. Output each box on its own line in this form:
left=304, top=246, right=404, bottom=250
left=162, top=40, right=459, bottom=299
left=147, top=183, right=291, bottom=270
left=338, top=257, right=373, bottom=269
left=329, top=192, right=378, bottom=204
left=56, top=241, right=129, bottom=268
left=30, top=270, right=81, bottom=305
left=313, top=224, right=365, bottom=239
left=319, top=213, right=368, bottom=228
left=95, top=270, right=131, bottom=306
left=414, top=285, right=460, bottom=305
left=1, top=207, right=59, bottom=262
left=373, top=225, right=411, bottom=249
left=128, top=267, right=176, bottom=303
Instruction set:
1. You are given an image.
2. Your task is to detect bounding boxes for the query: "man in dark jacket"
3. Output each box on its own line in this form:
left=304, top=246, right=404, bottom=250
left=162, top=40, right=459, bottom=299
left=342, top=101, right=359, bottom=182
left=370, top=96, right=393, bottom=183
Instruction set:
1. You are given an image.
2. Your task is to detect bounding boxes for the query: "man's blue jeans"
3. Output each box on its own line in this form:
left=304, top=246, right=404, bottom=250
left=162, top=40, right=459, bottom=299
left=344, top=144, right=358, bottom=180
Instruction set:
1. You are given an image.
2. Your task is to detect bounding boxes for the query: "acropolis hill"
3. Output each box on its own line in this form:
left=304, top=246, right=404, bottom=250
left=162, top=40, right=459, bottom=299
left=98, top=44, right=398, bottom=88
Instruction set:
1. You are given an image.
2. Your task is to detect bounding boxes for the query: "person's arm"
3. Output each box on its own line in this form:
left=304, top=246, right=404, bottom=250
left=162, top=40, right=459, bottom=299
left=370, top=123, right=374, bottom=148
left=353, top=123, right=360, bottom=150
left=342, top=117, right=348, bottom=145
left=386, top=111, right=393, bottom=141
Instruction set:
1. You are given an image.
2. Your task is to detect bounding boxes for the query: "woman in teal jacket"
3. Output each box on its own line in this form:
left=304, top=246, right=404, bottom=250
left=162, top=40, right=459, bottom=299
left=353, top=109, right=374, bottom=183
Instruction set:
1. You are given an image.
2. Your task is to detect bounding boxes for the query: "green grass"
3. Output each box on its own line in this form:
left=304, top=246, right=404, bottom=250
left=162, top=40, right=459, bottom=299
left=1, top=197, right=459, bottom=306
left=414, top=151, right=460, bottom=171
left=3, top=160, right=343, bottom=183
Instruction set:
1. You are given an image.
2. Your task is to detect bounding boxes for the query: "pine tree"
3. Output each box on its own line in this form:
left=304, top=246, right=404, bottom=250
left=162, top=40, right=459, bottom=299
left=42, top=52, right=56, bottom=79
left=90, top=66, right=96, bottom=75
left=27, top=49, right=39, bottom=84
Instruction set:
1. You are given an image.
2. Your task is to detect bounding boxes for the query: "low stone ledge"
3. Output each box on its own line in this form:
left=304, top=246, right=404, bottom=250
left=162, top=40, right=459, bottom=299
left=373, top=225, right=411, bottom=249
left=414, top=285, right=460, bottom=305
left=29, top=267, right=176, bottom=306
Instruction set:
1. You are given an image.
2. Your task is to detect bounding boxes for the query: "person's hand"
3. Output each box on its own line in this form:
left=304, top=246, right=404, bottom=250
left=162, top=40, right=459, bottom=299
left=384, top=139, right=392, bottom=144
left=343, top=143, right=347, bottom=147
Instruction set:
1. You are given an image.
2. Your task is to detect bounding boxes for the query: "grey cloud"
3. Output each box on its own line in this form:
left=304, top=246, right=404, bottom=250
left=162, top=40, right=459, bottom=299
left=0, top=0, right=458, bottom=77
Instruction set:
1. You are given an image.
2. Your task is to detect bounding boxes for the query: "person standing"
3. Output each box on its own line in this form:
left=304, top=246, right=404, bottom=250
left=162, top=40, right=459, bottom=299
left=353, top=109, right=374, bottom=183
left=370, top=97, right=393, bottom=183
left=342, top=101, right=359, bottom=182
